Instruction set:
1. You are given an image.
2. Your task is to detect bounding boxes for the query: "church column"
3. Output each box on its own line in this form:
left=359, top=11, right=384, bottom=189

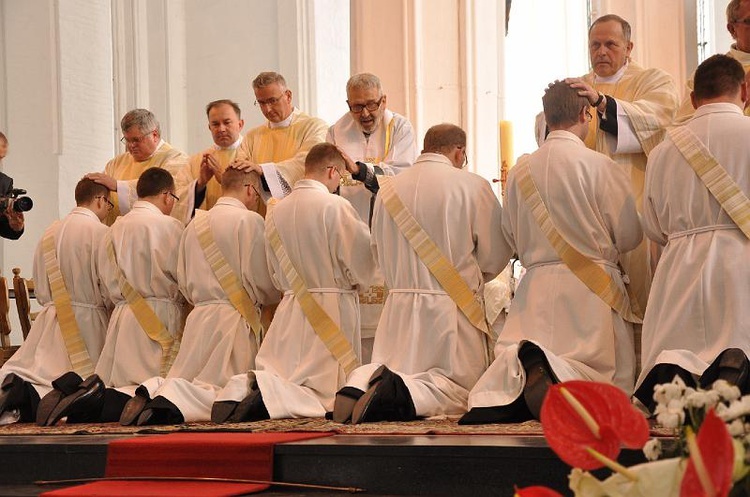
left=350, top=0, right=503, bottom=185
left=111, top=0, right=188, bottom=151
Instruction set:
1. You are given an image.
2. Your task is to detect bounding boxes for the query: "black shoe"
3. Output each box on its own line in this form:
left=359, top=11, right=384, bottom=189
left=634, top=363, right=696, bottom=414
left=136, top=396, right=183, bottom=426
left=700, top=348, right=750, bottom=392
left=45, top=375, right=105, bottom=426
left=0, top=374, right=38, bottom=422
left=519, top=342, right=559, bottom=420
left=332, top=386, right=364, bottom=424
left=458, top=395, right=533, bottom=425
left=119, top=387, right=151, bottom=426
left=211, top=401, right=239, bottom=424
left=227, top=389, right=269, bottom=423
left=351, top=366, right=416, bottom=424
left=36, top=371, right=85, bottom=426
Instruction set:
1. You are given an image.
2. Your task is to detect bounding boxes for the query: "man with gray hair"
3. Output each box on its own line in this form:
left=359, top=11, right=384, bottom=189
left=327, top=72, right=417, bottom=362
left=462, top=81, right=642, bottom=424
left=333, top=124, right=510, bottom=424
left=231, top=72, right=327, bottom=205
left=87, top=109, right=190, bottom=226
left=673, top=0, right=750, bottom=124
left=539, top=15, right=678, bottom=318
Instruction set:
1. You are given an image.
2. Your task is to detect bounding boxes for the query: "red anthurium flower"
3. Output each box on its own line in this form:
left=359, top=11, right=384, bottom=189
left=514, top=485, right=564, bottom=497
left=540, top=381, right=650, bottom=470
left=680, top=409, right=733, bottom=497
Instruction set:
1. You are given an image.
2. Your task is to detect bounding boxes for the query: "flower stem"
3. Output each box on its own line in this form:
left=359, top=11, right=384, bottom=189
left=560, top=386, right=600, bottom=439
left=586, top=447, right=638, bottom=481
left=685, top=427, right=716, bottom=497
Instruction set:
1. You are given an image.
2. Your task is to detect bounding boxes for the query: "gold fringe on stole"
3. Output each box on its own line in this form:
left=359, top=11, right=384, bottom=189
left=105, top=235, right=174, bottom=376
left=514, top=157, right=643, bottom=323
left=266, top=211, right=359, bottom=376
left=41, top=228, right=95, bottom=377
left=377, top=176, right=496, bottom=345
left=668, top=126, right=750, bottom=239
left=194, top=211, right=263, bottom=343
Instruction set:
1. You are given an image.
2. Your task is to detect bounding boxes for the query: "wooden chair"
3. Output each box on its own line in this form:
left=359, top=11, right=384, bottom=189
left=12, top=267, right=37, bottom=341
left=0, top=273, right=19, bottom=365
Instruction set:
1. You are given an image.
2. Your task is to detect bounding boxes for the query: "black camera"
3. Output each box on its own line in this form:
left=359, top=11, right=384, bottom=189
left=0, top=188, right=33, bottom=213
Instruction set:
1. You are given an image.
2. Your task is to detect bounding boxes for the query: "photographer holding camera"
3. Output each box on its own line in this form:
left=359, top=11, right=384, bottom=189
left=0, top=133, right=30, bottom=240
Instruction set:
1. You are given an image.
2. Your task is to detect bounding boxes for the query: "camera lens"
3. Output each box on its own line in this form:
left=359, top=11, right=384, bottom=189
left=13, top=196, right=33, bottom=212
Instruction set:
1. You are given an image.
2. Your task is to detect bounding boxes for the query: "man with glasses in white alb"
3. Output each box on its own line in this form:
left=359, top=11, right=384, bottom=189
left=326, top=73, right=417, bottom=363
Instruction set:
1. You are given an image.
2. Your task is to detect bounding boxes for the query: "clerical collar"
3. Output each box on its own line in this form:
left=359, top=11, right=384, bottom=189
left=142, top=139, right=166, bottom=161
left=214, top=136, right=243, bottom=151
left=729, top=45, right=750, bottom=65
left=594, top=61, right=628, bottom=84
left=269, top=109, right=297, bottom=129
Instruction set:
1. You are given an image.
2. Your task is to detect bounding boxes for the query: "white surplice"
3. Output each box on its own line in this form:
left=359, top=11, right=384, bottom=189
left=636, top=103, right=750, bottom=387
left=216, top=179, right=376, bottom=418
left=0, top=208, right=111, bottom=398
left=343, top=153, right=512, bottom=417
left=138, top=197, right=279, bottom=421
left=326, top=110, right=417, bottom=362
left=468, top=131, right=643, bottom=409
left=94, top=201, right=186, bottom=397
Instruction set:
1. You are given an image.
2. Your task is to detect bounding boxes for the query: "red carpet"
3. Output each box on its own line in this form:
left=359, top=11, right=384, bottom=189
left=41, top=432, right=333, bottom=497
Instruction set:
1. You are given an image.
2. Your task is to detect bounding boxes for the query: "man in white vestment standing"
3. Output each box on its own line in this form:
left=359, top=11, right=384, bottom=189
left=0, top=179, right=112, bottom=423
left=231, top=72, right=328, bottom=205
left=333, top=124, right=512, bottom=424
left=86, top=109, right=191, bottom=226
left=171, top=100, right=246, bottom=223
left=118, top=168, right=280, bottom=425
left=673, top=0, right=750, bottom=125
left=327, top=73, right=418, bottom=363
left=634, top=54, right=750, bottom=411
left=461, top=81, right=642, bottom=424
left=37, top=168, right=186, bottom=425
left=542, top=15, right=678, bottom=316
left=211, top=143, right=376, bottom=423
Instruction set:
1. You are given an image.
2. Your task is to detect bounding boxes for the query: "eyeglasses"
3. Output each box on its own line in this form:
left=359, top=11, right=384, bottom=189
left=163, top=191, right=180, bottom=202
left=585, top=109, right=593, bottom=121
left=243, top=183, right=261, bottom=197
left=327, top=166, right=343, bottom=180
left=462, top=149, right=468, bottom=169
left=254, top=94, right=286, bottom=107
left=120, top=130, right=155, bottom=145
left=96, top=196, right=115, bottom=211
left=347, top=97, right=384, bottom=114
left=733, top=18, right=750, bottom=25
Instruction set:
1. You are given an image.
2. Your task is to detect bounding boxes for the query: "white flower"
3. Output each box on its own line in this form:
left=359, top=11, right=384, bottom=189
left=685, top=389, right=720, bottom=410
left=643, top=438, right=662, bottom=461
left=654, top=398, right=686, bottom=429
left=713, top=380, right=742, bottom=402
left=653, top=375, right=689, bottom=408
left=728, top=418, right=746, bottom=437
left=718, top=395, right=750, bottom=422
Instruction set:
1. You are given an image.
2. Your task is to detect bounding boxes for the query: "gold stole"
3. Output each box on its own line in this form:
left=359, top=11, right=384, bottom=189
left=668, top=126, right=750, bottom=239
left=193, top=211, right=264, bottom=343
left=105, top=234, right=175, bottom=376
left=377, top=176, right=496, bottom=349
left=265, top=209, right=360, bottom=376
left=42, top=227, right=95, bottom=377
left=342, top=118, right=396, bottom=187
left=104, top=144, right=184, bottom=226
left=514, top=157, right=643, bottom=323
